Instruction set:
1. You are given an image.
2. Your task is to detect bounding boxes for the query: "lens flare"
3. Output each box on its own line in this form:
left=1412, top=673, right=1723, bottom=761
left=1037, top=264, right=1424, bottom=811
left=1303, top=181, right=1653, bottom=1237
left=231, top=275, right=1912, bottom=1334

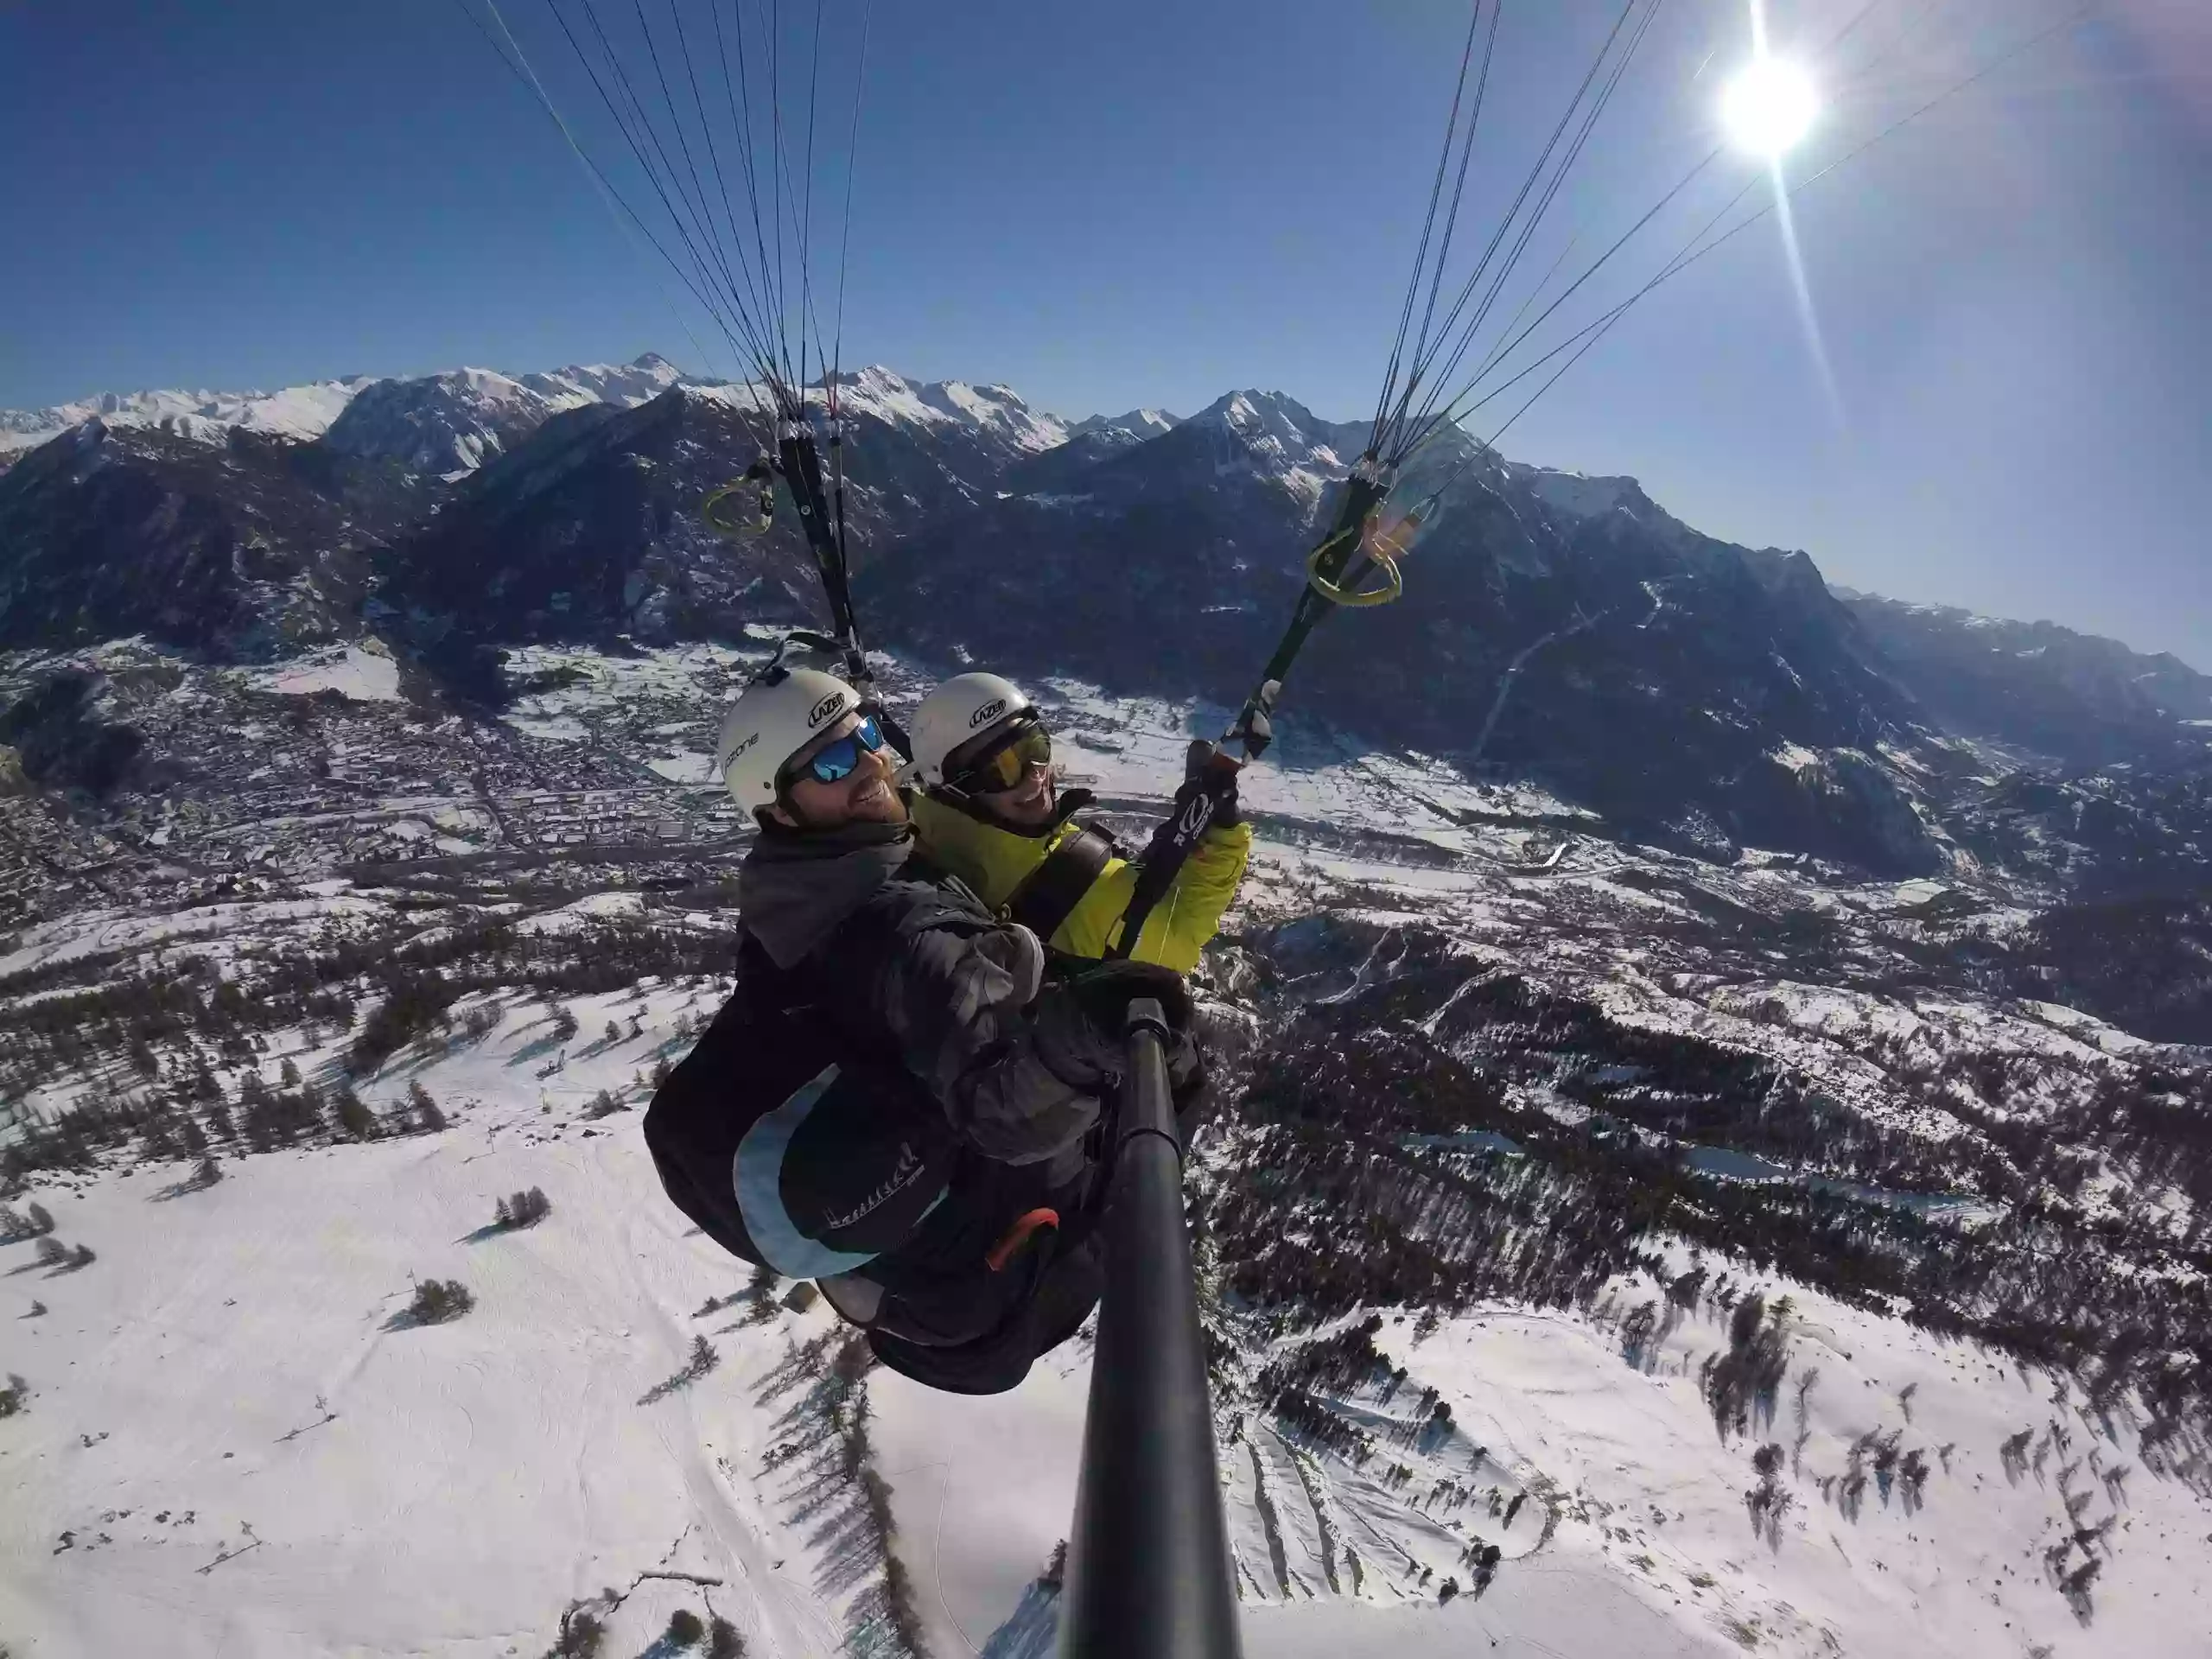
left=1720, top=56, right=1819, bottom=157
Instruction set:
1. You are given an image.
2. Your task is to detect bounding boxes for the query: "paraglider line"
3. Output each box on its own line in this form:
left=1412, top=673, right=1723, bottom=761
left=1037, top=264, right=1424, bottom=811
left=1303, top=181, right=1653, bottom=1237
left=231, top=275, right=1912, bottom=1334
left=1408, top=0, right=1669, bottom=454
left=1368, top=1, right=1492, bottom=454
left=829, top=0, right=874, bottom=404
left=1392, top=0, right=1659, bottom=457
left=1404, top=0, right=2089, bottom=509
left=462, top=0, right=749, bottom=405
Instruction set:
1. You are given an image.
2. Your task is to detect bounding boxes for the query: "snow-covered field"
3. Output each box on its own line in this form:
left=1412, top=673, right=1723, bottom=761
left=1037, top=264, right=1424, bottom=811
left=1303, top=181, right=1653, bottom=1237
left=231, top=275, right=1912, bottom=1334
left=3, top=882, right=2206, bottom=1658
left=1, top=982, right=890, bottom=1657
left=3, top=632, right=2209, bottom=1656
left=242, top=644, right=404, bottom=704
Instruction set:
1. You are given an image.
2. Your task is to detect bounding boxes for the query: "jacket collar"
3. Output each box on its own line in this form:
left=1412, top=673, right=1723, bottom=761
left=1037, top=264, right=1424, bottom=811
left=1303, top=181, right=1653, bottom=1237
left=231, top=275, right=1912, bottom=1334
left=738, top=818, right=915, bottom=969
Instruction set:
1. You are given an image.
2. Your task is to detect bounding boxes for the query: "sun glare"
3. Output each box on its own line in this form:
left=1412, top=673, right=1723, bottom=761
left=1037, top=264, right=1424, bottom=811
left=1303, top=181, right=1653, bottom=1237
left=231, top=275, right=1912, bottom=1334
left=1720, top=56, right=1819, bottom=158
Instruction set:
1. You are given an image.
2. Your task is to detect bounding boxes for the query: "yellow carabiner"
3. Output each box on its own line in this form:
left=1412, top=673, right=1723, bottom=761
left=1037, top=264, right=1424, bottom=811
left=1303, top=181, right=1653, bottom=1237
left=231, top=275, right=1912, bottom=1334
left=1301, top=506, right=1414, bottom=608
left=702, top=461, right=777, bottom=539
left=1305, top=542, right=1404, bottom=607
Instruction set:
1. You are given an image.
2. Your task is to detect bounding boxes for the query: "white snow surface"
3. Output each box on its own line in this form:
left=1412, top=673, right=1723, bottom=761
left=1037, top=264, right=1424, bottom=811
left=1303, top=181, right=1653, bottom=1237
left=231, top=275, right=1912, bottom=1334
left=1068, top=406, right=1180, bottom=440
left=0, top=980, right=899, bottom=1658
left=10, top=982, right=2202, bottom=1659
left=241, top=643, right=403, bottom=703
left=0, top=378, right=374, bottom=455
left=692, top=365, right=1071, bottom=453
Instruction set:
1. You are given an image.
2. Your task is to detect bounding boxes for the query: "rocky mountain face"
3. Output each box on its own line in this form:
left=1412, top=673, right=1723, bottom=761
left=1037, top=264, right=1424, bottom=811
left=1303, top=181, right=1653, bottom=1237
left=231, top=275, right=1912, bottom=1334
left=366, top=369, right=1071, bottom=695
left=1011, top=407, right=1185, bottom=492
left=1839, top=590, right=2212, bottom=767
left=0, top=359, right=1066, bottom=672
left=318, top=367, right=577, bottom=478
left=369, top=390, right=791, bottom=697
left=867, top=390, right=1943, bottom=874
left=3, top=358, right=2206, bottom=889
left=0, top=419, right=408, bottom=653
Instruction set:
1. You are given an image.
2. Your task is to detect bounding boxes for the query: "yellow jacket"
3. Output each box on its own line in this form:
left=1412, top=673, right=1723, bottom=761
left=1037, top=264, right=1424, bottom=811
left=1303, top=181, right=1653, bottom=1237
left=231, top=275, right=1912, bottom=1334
left=909, top=791, right=1251, bottom=972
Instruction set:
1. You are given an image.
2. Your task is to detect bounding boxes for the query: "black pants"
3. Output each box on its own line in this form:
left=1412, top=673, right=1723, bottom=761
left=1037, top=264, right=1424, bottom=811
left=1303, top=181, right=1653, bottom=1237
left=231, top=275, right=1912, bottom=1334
left=855, top=1230, right=1105, bottom=1395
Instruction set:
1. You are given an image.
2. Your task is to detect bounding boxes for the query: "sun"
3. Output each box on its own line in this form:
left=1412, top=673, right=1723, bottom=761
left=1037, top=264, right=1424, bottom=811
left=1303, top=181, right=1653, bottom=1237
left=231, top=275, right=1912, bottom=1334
left=1720, top=55, right=1819, bottom=158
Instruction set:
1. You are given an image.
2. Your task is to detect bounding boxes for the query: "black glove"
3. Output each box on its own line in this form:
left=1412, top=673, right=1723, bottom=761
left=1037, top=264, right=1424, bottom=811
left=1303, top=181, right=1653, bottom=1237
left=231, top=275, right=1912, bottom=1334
left=1169, top=1040, right=1212, bottom=1123
left=1183, top=741, right=1241, bottom=829
left=1071, top=961, right=1205, bottom=1101
left=1031, top=960, right=1198, bottom=1094
left=1059, top=958, right=1193, bottom=1034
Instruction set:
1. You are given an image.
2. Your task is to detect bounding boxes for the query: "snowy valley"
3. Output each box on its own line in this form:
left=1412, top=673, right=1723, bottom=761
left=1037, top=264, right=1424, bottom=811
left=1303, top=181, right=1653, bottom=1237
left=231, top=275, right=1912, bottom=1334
left=3, top=356, right=2210, bottom=1659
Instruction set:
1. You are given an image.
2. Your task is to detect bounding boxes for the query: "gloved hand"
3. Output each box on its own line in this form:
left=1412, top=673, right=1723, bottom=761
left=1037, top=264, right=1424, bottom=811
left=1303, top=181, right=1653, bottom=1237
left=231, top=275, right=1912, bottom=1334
left=1063, top=957, right=1194, bottom=1033
left=1031, top=960, right=1198, bottom=1093
left=1168, top=1040, right=1211, bottom=1122
left=1184, top=741, right=1241, bottom=829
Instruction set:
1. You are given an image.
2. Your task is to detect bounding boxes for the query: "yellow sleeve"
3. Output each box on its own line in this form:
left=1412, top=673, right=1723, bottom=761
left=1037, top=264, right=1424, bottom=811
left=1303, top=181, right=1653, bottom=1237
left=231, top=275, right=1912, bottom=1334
left=1052, top=823, right=1254, bottom=972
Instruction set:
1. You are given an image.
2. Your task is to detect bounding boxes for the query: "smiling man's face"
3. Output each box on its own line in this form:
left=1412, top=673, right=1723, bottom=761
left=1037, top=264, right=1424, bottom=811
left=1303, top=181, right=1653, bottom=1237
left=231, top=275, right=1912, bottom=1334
left=769, top=710, right=906, bottom=830
left=953, top=715, right=1056, bottom=830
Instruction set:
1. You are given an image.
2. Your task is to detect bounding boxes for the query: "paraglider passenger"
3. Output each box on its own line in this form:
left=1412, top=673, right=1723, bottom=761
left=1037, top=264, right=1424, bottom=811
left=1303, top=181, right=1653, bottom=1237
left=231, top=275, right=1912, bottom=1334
left=906, top=673, right=1251, bottom=969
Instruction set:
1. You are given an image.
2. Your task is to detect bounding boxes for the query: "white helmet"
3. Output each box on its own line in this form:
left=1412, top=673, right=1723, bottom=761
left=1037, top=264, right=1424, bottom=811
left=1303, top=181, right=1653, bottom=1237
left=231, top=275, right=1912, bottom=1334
left=906, top=671, right=1035, bottom=790
left=717, top=664, right=863, bottom=812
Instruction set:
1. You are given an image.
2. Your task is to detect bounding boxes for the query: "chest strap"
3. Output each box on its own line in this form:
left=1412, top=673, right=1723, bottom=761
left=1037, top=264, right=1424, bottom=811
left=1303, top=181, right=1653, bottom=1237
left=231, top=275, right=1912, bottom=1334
left=1007, top=824, right=1117, bottom=945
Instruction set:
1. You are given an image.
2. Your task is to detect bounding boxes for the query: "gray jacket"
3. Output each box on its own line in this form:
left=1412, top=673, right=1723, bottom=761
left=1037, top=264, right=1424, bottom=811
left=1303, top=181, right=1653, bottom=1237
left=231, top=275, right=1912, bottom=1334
left=738, top=819, right=1120, bottom=1168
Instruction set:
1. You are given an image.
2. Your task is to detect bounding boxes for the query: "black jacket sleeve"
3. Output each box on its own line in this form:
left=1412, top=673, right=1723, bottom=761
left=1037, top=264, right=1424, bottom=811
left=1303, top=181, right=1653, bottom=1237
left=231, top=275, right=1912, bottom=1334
left=823, top=876, right=1126, bottom=1166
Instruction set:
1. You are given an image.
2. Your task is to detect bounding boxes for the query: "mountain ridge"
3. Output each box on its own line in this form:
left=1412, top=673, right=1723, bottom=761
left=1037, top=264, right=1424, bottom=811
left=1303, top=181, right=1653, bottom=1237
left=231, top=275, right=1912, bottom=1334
left=5, top=353, right=2207, bottom=886
left=6, top=352, right=2197, bottom=672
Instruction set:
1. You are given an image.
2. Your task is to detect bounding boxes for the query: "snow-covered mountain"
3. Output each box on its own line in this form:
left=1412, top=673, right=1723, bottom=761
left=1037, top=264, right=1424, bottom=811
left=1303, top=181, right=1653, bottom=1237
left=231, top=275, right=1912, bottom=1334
left=0, top=377, right=374, bottom=455
left=3, top=353, right=2208, bottom=887
left=518, top=350, right=690, bottom=409
left=872, top=386, right=1956, bottom=875
left=1193, top=388, right=1367, bottom=505
left=1068, top=405, right=1180, bottom=442
left=0, top=358, right=1077, bottom=667
left=0, top=353, right=671, bottom=474
left=0, top=357, right=1071, bottom=480
left=1839, top=588, right=2212, bottom=766
left=828, top=365, right=1071, bottom=454
left=317, top=367, right=578, bottom=478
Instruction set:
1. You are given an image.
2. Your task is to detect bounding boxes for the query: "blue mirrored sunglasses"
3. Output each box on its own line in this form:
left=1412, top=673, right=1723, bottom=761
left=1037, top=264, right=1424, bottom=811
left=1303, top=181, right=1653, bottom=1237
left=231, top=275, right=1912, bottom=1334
left=787, top=712, right=886, bottom=788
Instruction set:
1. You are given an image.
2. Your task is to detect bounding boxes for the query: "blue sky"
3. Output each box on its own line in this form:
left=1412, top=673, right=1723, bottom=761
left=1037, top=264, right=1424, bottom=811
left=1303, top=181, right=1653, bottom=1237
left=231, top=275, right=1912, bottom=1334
left=3, top=0, right=2207, bottom=667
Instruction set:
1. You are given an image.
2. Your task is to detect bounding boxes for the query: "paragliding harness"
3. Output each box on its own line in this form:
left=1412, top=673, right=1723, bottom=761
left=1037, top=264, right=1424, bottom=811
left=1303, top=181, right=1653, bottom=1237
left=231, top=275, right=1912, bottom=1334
left=642, top=931, right=1120, bottom=1395
left=1006, top=818, right=1118, bottom=944
left=1108, top=458, right=1407, bottom=957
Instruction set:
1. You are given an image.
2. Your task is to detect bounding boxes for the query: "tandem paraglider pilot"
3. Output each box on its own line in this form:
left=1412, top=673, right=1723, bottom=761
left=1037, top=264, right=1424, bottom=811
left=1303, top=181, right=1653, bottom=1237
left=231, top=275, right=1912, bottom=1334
left=645, top=662, right=1210, bottom=1394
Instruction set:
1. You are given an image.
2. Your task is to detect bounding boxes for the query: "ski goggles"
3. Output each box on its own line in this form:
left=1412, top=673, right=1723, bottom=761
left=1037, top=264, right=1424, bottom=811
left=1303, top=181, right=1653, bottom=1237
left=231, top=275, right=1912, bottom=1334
left=782, top=711, right=887, bottom=790
left=950, top=716, right=1052, bottom=794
